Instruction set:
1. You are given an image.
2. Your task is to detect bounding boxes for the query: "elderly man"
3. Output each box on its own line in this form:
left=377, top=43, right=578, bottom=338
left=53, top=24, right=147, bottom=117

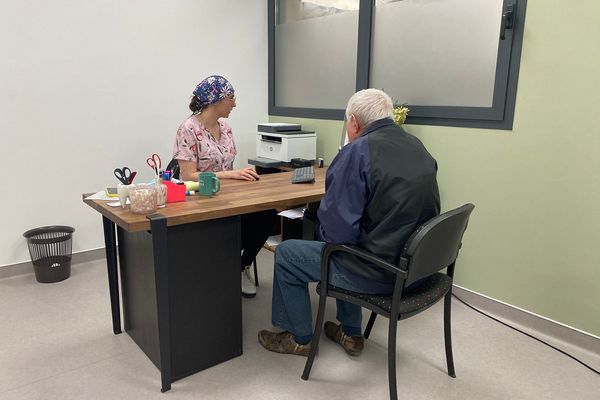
left=258, top=89, right=440, bottom=357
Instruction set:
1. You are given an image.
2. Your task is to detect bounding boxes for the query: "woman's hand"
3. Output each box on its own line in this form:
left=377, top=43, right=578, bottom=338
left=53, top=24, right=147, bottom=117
left=220, top=167, right=259, bottom=181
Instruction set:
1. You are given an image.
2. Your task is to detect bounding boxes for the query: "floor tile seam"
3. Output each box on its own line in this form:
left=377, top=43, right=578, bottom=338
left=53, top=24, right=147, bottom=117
left=1, top=348, right=137, bottom=394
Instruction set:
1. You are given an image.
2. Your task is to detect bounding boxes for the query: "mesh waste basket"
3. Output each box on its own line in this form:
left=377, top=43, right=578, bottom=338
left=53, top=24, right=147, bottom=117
left=23, top=226, right=74, bottom=283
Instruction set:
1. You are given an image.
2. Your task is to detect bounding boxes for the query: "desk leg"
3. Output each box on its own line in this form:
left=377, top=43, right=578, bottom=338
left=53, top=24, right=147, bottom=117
left=148, top=214, right=172, bottom=393
left=102, top=216, right=122, bottom=334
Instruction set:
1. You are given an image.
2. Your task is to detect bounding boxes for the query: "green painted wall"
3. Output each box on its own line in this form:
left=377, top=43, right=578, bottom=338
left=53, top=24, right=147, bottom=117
left=271, top=1, right=600, bottom=337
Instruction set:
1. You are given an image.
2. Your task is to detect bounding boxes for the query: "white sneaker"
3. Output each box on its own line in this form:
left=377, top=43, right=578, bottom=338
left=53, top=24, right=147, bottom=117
left=241, top=267, right=257, bottom=298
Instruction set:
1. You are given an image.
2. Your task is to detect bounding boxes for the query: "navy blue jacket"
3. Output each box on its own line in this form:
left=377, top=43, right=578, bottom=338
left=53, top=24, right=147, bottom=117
left=317, top=118, right=440, bottom=283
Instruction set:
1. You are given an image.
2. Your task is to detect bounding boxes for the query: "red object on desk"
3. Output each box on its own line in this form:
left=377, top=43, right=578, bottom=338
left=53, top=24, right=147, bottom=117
left=128, top=171, right=137, bottom=184
left=164, top=181, right=186, bottom=203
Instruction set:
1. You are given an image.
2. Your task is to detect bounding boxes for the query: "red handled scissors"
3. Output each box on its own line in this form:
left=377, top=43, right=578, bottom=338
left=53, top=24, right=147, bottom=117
left=146, top=153, right=162, bottom=176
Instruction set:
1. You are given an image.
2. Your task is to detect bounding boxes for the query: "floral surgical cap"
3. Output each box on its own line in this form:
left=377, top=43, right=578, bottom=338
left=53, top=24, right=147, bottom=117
left=192, top=75, right=235, bottom=106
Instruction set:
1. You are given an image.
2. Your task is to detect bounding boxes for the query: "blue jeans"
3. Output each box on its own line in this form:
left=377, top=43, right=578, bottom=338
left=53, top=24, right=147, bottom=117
left=271, top=239, right=388, bottom=338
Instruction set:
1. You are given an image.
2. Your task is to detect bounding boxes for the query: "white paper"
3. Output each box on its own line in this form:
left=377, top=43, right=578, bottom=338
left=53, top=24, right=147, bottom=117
left=265, top=235, right=282, bottom=248
left=277, top=207, right=305, bottom=220
left=258, top=122, right=299, bottom=127
left=107, top=199, right=130, bottom=207
left=85, top=190, right=114, bottom=201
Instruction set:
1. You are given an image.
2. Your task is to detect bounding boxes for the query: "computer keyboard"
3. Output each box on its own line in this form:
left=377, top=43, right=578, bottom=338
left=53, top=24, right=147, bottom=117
left=291, top=166, right=315, bottom=184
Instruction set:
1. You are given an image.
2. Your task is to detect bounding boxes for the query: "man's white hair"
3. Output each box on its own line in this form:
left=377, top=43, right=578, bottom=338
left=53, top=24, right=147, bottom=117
left=345, top=88, right=393, bottom=127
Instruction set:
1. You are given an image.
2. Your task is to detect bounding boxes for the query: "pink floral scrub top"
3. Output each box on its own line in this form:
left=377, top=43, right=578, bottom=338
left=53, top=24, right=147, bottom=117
left=172, top=116, right=237, bottom=172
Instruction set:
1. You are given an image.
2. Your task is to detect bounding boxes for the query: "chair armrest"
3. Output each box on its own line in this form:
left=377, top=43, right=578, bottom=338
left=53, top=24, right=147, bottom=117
left=321, top=244, right=408, bottom=279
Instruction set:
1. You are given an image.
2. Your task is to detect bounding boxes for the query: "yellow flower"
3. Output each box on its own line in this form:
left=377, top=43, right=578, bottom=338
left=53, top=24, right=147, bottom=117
left=393, top=105, right=410, bottom=125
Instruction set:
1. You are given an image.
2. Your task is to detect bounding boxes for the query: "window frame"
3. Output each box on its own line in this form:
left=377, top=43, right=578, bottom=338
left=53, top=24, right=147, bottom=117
left=268, top=0, right=527, bottom=130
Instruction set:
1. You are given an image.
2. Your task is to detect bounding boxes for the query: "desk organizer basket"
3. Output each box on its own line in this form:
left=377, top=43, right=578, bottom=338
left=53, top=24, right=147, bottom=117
left=23, top=225, right=74, bottom=283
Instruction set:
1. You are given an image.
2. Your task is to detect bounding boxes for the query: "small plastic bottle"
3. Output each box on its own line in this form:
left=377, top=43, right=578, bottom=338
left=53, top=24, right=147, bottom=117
left=155, top=183, right=167, bottom=208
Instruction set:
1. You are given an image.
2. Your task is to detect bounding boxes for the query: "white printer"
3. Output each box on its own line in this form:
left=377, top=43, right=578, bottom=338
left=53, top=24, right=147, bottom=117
left=256, top=131, right=316, bottom=163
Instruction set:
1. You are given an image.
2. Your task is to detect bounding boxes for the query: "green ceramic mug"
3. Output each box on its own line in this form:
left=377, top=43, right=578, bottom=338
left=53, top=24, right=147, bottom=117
left=198, top=172, right=221, bottom=196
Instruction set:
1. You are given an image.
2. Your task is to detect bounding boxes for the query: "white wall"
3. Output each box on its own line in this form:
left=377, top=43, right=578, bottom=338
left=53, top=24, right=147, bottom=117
left=0, top=0, right=268, bottom=267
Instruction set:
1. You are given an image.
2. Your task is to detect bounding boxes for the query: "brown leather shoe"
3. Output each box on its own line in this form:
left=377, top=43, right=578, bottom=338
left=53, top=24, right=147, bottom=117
left=324, top=321, right=364, bottom=356
left=258, top=330, right=311, bottom=357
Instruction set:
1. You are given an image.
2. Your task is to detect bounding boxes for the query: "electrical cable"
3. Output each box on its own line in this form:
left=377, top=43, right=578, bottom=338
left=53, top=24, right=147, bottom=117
left=452, top=293, right=600, bottom=375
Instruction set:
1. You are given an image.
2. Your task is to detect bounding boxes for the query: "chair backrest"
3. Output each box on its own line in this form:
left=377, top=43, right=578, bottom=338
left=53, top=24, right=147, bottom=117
left=401, top=204, right=475, bottom=286
left=165, top=158, right=180, bottom=180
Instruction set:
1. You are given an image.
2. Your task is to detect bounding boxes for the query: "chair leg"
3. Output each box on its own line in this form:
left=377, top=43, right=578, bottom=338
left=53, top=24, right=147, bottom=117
left=387, top=318, right=398, bottom=400
left=302, top=289, right=328, bottom=380
left=253, top=258, right=259, bottom=287
left=444, top=291, right=456, bottom=378
left=364, top=311, right=377, bottom=339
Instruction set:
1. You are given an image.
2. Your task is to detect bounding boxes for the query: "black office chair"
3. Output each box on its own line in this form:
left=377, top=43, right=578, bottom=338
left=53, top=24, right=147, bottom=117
left=165, top=158, right=181, bottom=180
left=302, top=203, right=475, bottom=400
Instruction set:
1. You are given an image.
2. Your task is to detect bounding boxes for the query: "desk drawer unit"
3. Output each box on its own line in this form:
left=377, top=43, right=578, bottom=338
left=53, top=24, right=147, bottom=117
left=118, top=216, right=242, bottom=382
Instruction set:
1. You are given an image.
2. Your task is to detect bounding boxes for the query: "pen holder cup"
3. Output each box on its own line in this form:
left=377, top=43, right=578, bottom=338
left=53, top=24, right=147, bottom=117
left=164, top=181, right=186, bottom=203
left=129, top=185, right=157, bottom=214
left=117, top=183, right=136, bottom=208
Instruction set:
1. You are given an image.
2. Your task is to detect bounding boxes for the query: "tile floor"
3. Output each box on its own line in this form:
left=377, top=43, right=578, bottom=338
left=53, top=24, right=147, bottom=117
left=0, top=249, right=598, bottom=400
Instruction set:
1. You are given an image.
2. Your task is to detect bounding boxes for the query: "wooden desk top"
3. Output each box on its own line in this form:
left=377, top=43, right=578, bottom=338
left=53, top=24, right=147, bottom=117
left=83, top=167, right=327, bottom=232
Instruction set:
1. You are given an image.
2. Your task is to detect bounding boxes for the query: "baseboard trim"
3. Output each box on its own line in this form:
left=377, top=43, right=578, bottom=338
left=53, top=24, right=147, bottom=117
left=453, top=285, right=599, bottom=354
left=0, top=248, right=106, bottom=280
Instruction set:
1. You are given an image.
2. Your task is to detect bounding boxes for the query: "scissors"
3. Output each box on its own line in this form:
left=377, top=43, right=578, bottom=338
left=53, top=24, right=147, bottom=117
left=146, top=153, right=162, bottom=176
left=114, top=167, right=132, bottom=185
